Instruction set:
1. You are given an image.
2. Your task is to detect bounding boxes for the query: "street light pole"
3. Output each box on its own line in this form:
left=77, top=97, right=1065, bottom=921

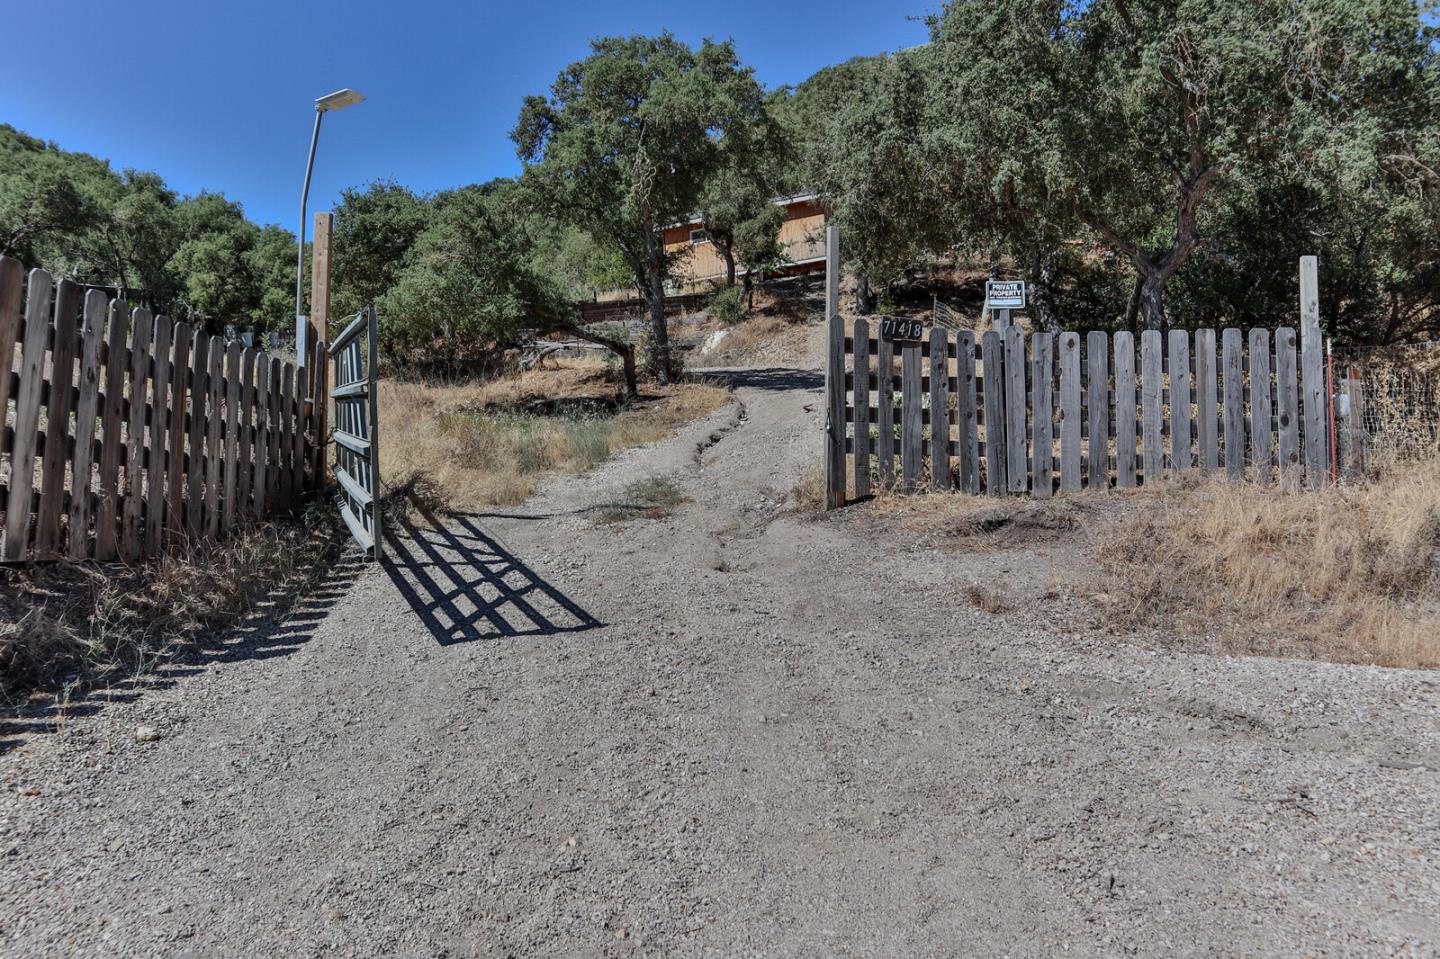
left=296, top=88, right=364, bottom=370
left=296, top=109, right=324, bottom=367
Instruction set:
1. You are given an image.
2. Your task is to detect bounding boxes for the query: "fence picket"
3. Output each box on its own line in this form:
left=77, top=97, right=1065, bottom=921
left=1301, top=334, right=1327, bottom=487
left=929, top=327, right=950, bottom=489
left=95, top=301, right=128, bottom=560
left=0, top=258, right=22, bottom=474
left=875, top=331, right=895, bottom=490
left=852, top=319, right=871, bottom=498
left=900, top=340, right=922, bottom=493
left=186, top=330, right=208, bottom=539
left=239, top=349, right=257, bottom=517
left=1222, top=329, right=1245, bottom=480
left=267, top=357, right=283, bottom=511
left=981, top=330, right=1006, bottom=495
left=3, top=270, right=55, bottom=561
left=122, top=310, right=153, bottom=561
left=1195, top=329, right=1218, bottom=473
left=280, top=362, right=295, bottom=509
left=222, top=343, right=242, bottom=531
left=36, top=280, right=80, bottom=558
left=145, top=318, right=173, bottom=553
left=252, top=357, right=270, bottom=516
left=956, top=331, right=979, bottom=494
left=1114, top=331, right=1137, bottom=489
left=1058, top=332, right=1081, bottom=492
left=1140, top=330, right=1164, bottom=482
left=1005, top=325, right=1028, bottom=493
left=204, top=337, right=223, bottom=539
left=1247, top=328, right=1273, bottom=482
left=292, top=356, right=308, bottom=508
left=1276, top=327, right=1301, bottom=486
left=1030, top=333, right=1053, bottom=498
left=68, top=290, right=108, bottom=558
left=1086, top=331, right=1109, bottom=490
left=1168, top=330, right=1191, bottom=472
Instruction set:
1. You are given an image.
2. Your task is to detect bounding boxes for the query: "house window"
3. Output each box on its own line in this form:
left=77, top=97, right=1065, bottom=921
left=689, top=229, right=710, bottom=245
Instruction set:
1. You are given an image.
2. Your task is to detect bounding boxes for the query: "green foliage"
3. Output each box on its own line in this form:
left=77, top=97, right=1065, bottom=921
left=707, top=286, right=746, bottom=326
left=377, top=180, right=575, bottom=372
left=513, top=32, right=773, bottom=382
left=331, top=180, right=432, bottom=316
left=788, top=1, right=1439, bottom=341
left=0, top=125, right=297, bottom=333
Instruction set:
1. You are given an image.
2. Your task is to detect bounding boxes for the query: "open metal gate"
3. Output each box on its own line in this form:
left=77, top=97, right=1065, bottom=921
left=330, top=305, right=382, bottom=558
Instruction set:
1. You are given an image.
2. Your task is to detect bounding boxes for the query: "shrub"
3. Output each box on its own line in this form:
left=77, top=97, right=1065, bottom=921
left=707, top=286, right=746, bottom=325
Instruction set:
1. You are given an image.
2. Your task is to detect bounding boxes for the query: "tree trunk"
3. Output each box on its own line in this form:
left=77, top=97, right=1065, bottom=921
left=1028, top=250, right=1061, bottom=333
left=742, top=270, right=755, bottom=309
left=644, top=231, right=672, bottom=385
left=1138, top=270, right=1166, bottom=332
left=719, top=242, right=737, bottom=288
left=854, top=276, right=876, bottom=316
left=560, top=321, right=638, bottom=397
left=1123, top=275, right=1143, bottom=335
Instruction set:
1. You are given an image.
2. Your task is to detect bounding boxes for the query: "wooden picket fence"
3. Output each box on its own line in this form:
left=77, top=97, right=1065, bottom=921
left=819, top=227, right=1365, bottom=507
left=0, top=258, right=324, bottom=563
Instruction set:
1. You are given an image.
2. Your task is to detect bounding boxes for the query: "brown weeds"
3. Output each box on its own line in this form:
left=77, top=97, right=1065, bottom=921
left=378, top=358, right=732, bottom=509
left=1093, top=461, right=1440, bottom=668
left=1, top=509, right=344, bottom=708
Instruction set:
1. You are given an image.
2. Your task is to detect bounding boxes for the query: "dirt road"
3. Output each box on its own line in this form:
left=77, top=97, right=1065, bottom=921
left=3, top=358, right=1438, bottom=957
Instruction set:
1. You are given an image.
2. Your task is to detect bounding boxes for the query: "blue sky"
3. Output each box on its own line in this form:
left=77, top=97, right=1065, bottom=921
left=2, top=0, right=931, bottom=232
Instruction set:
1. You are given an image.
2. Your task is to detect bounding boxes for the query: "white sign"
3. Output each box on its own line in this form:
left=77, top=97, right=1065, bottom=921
left=986, top=280, right=1026, bottom=310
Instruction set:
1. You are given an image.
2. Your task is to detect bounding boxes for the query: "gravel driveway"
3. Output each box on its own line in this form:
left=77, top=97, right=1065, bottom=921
left=2, top=357, right=1437, bottom=958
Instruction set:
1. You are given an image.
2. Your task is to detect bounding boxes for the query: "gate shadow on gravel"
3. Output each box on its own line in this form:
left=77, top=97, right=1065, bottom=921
left=0, top=554, right=368, bottom=753
left=382, top=509, right=601, bottom=645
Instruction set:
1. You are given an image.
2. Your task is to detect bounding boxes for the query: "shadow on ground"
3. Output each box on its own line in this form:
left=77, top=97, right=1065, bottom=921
left=383, top=505, right=602, bottom=646
left=713, top=367, right=823, bottom=393
left=0, top=555, right=367, bottom=754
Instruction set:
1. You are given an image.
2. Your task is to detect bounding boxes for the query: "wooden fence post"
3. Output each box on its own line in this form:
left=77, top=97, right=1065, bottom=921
left=1114, top=331, right=1137, bottom=489
left=95, top=300, right=130, bottom=561
left=67, top=290, right=108, bottom=559
left=956, top=331, right=979, bottom=494
left=310, top=211, right=333, bottom=491
left=1004, top=324, right=1028, bottom=493
left=1222, top=328, right=1245, bottom=480
left=1086, top=331, right=1109, bottom=489
left=930, top=326, right=951, bottom=489
left=824, top=224, right=845, bottom=509
left=36, top=280, right=79, bottom=558
left=981, top=330, right=1006, bottom=494
left=1167, top=330, right=1192, bottom=473
left=1247, top=328, right=1273, bottom=483
left=1299, top=256, right=1328, bottom=485
left=852, top=318, right=871, bottom=499
left=1140, top=330, right=1164, bottom=483
left=1058, top=332, right=1082, bottom=492
left=1195, top=329, right=1218, bottom=474
left=1031, top=332, right=1054, bottom=498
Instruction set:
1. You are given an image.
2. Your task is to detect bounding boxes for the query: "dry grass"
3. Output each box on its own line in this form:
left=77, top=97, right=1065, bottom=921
left=869, top=488, right=1089, bottom=548
left=1093, top=461, right=1440, bottom=669
left=378, top=357, right=732, bottom=509
left=694, top=314, right=815, bottom=367
left=1, top=508, right=344, bottom=709
left=964, top=583, right=1012, bottom=614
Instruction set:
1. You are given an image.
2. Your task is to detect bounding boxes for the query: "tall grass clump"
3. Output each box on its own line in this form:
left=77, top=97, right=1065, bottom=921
left=1093, top=459, right=1440, bottom=669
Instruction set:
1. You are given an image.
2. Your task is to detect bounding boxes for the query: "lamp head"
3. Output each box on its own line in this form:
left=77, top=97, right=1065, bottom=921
left=315, top=88, right=365, bottom=112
